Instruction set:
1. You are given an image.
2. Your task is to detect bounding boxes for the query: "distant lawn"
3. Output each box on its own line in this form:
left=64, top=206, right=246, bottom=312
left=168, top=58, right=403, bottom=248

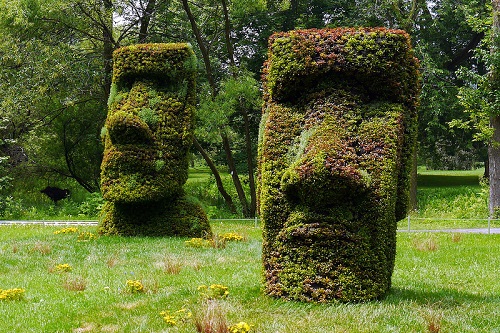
left=406, top=168, right=492, bottom=230
left=0, top=223, right=498, bottom=332
left=417, top=167, right=484, bottom=187
left=187, top=166, right=213, bottom=183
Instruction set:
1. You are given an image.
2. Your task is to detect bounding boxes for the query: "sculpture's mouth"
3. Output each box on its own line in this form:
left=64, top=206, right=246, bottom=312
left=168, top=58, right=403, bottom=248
left=100, top=144, right=167, bottom=203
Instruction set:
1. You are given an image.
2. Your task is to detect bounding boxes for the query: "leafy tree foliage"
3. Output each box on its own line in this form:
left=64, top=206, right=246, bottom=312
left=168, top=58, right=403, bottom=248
left=0, top=0, right=108, bottom=192
left=402, top=0, right=490, bottom=169
left=0, top=0, right=494, bottom=216
left=456, top=0, right=500, bottom=214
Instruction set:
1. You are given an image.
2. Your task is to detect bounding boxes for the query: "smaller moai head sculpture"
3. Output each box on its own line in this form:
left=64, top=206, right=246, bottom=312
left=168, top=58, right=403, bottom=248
left=99, top=43, right=211, bottom=237
left=258, top=28, right=420, bottom=302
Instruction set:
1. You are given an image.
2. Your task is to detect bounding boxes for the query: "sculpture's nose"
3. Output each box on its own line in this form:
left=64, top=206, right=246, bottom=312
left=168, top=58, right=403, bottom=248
left=281, top=153, right=371, bottom=212
left=107, top=111, right=154, bottom=146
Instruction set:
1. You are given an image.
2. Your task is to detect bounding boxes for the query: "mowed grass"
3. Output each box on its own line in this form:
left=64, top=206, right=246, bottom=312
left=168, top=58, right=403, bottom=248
left=0, top=222, right=499, bottom=333
left=187, top=167, right=213, bottom=184
left=417, top=168, right=484, bottom=187
left=400, top=168, right=496, bottom=230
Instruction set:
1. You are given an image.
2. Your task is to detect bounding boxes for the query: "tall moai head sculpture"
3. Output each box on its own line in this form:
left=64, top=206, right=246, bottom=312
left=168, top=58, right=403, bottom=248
left=258, top=28, right=420, bottom=302
left=99, top=43, right=211, bottom=237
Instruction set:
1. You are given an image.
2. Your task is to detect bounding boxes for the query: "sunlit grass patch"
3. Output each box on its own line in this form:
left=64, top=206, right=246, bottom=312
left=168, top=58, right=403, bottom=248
left=155, top=256, right=183, bottom=275
left=0, top=223, right=498, bottom=332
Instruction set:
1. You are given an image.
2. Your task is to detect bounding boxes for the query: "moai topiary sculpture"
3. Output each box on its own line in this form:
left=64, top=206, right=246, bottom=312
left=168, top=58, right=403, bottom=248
left=258, top=28, right=420, bottom=302
left=99, top=43, right=211, bottom=237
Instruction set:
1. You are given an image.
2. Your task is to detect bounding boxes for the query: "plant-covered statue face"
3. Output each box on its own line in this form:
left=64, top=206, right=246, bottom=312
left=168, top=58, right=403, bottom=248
left=258, top=28, right=420, bottom=302
left=98, top=43, right=211, bottom=237
left=101, top=44, right=197, bottom=204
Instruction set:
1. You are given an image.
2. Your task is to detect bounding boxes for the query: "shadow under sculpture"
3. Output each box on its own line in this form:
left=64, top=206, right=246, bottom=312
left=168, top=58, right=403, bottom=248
left=99, top=43, right=211, bottom=237
left=258, top=28, right=420, bottom=302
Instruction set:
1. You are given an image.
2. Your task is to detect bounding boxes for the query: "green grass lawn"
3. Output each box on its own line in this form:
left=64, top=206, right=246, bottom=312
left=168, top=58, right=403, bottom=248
left=1, top=222, right=499, bottom=333
left=400, top=168, right=497, bottom=230
left=187, top=167, right=213, bottom=184
left=417, top=167, right=484, bottom=187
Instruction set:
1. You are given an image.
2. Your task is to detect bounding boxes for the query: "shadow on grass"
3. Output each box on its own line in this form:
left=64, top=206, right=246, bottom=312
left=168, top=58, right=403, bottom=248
left=417, top=174, right=481, bottom=187
left=387, top=287, right=499, bottom=306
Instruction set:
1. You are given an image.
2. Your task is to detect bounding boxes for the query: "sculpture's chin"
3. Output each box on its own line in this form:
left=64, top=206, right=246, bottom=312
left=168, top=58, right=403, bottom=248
left=101, top=144, right=183, bottom=204
left=101, top=177, right=167, bottom=204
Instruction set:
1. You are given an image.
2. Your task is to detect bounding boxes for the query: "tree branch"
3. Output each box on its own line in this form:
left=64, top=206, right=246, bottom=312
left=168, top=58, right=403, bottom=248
left=446, top=32, right=485, bottom=71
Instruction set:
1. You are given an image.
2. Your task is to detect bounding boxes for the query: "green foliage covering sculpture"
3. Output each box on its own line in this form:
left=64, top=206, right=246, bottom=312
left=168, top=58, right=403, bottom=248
left=258, top=28, right=420, bottom=302
left=99, top=43, right=211, bottom=237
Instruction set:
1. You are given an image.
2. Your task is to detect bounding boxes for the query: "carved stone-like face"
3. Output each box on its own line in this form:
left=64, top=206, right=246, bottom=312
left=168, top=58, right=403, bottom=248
left=279, top=91, right=405, bottom=222
left=258, top=28, right=419, bottom=302
left=100, top=44, right=196, bottom=204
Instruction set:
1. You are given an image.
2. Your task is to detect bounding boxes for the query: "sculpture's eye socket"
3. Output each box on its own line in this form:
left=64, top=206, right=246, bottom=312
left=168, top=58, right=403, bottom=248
left=119, top=75, right=189, bottom=96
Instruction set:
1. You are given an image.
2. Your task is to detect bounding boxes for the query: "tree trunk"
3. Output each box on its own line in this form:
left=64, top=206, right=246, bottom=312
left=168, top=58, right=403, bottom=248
left=181, top=0, right=216, bottom=95
left=192, top=137, right=237, bottom=214
left=183, top=0, right=254, bottom=217
left=489, top=117, right=500, bottom=216
left=221, top=0, right=235, bottom=69
left=489, top=0, right=500, bottom=216
left=102, top=0, right=114, bottom=103
left=221, top=0, right=256, bottom=217
left=138, top=0, right=156, bottom=43
left=221, top=133, right=250, bottom=217
left=242, top=109, right=257, bottom=217
left=410, top=146, right=418, bottom=211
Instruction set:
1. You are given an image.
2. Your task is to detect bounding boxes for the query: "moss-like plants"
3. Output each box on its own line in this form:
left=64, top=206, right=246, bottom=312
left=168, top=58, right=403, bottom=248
left=99, top=43, right=211, bottom=237
left=258, top=28, right=420, bottom=302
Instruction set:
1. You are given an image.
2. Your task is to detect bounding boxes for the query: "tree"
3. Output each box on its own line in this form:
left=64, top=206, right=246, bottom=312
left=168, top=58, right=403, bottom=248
left=0, top=117, right=13, bottom=215
left=489, top=0, right=500, bottom=215
left=405, top=1, right=489, bottom=170
left=196, top=71, right=261, bottom=217
left=0, top=4, right=105, bottom=192
left=0, top=0, right=163, bottom=193
left=180, top=0, right=263, bottom=217
left=0, top=0, right=492, bottom=215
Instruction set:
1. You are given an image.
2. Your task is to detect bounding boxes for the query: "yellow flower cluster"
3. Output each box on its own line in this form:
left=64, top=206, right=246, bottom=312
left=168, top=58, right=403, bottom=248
left=229, top=322, right=252, bottom=333
left=0, top=288, right=25, bottom=301
left=77, top=232, right=98, bottom=242
left=55, top=264, right=72, bottom=272
left=53, top=227, right=79, bottom=235
left=219, top=232, right=244, bottom=242
left=160, top=308, right=192, bottom=326
left=197, top=284, right=229, bottom=299
left=125, top=280, right=144, bottom=293
left=184, top=238, right=213, bottom=248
